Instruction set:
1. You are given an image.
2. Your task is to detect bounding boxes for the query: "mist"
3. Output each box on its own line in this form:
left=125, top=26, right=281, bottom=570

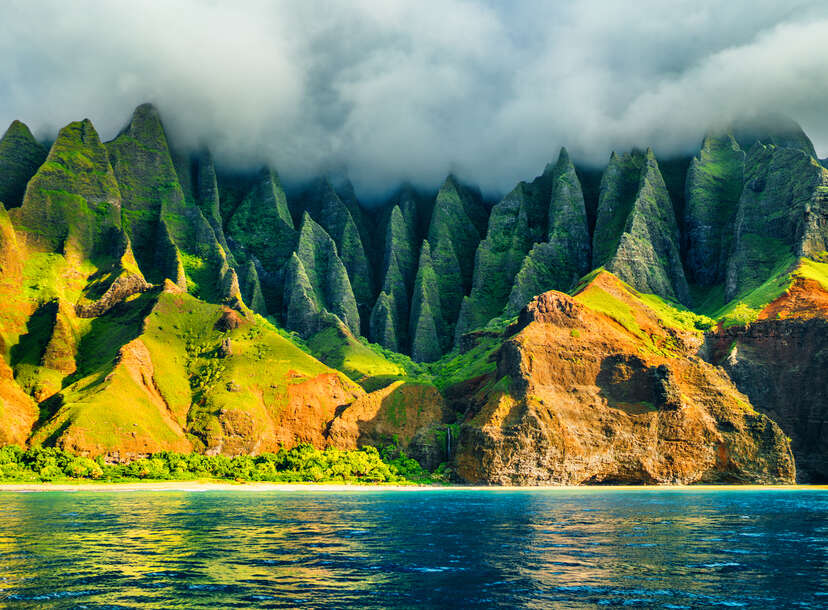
left=2, top=0, right=827, bottom=199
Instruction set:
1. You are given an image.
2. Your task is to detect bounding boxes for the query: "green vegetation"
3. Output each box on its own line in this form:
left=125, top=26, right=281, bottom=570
left=0, top=120, right=48, bottom=209
left=178, top=250, right=219, bottom=302
left=794, top=256, right=828, bottom=291
left=636, top=293, right=715, bottom=332
left=574, top=271, right=712, bottom=355
left=224, top=167, right=296, bottom=310
left=592, top=151, right=644, bottom=268
left=600, top=150, right=689, bottom=303
left=575, top=280, right=644, bottom=339
left=427, top=335, right=500, bottom=391
left=409, top=241, right=447, bottom=361
left=303, top=179, right=374, bottom=309
left=423, top=176, right=487, bottom=346
left=1, top=103, right=827, bottom=483
left=284, top=213, right=360, bottom=337
left=683, top=133, right=744, bottom=285
left=370, top=205, right=416, bottom=352
left=705, top=255, right=796, bottom=327
left=0, top=444, right=440, bottom=484
left=306, top=326, right=407, bottom=385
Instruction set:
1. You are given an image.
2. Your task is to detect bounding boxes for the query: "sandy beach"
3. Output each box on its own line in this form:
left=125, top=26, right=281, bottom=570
left=0, top=481, right=826, bottom=493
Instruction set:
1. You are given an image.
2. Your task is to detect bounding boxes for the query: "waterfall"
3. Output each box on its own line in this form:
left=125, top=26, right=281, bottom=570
left=446, top=425, right=452, bottom=457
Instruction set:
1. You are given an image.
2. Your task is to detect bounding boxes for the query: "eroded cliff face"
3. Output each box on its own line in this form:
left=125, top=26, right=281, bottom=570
left=455, top=285, right=795, bottom=485
left=707, top=277, right=828, bottom=482
left=326, top=380, right=447, bottom=468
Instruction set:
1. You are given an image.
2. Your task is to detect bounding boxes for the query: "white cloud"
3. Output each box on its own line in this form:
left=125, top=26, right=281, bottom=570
left=1, top=0, right=826, bottom=199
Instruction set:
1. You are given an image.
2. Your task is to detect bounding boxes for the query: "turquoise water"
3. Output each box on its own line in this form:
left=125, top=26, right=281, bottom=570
left=0, top=489, right=826, bottom=608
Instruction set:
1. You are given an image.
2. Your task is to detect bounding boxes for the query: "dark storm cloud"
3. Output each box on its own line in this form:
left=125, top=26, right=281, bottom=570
left=1, top=0, right=827, bottom=198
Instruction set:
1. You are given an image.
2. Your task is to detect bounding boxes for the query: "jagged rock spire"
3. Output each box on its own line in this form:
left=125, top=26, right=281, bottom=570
left=592, top=148, right=689, bottom=303
left=283, top=212, right=360, bottom=337
left=0, top=120, right=47, bottom=209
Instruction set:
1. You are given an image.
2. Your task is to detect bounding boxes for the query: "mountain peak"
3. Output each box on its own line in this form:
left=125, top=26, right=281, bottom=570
left=118, top=102, right=166, bottom=143
left=3, top=120, right=36, bottom=141
left=0, top=119, right=48, bottom=208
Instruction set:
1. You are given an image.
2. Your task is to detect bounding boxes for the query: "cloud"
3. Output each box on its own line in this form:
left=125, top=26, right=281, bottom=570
left=1, top=0, right=827, bottom=199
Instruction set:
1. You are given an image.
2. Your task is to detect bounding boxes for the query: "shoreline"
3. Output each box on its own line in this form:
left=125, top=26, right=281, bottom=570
left=0, top=481, right=826, bottom=493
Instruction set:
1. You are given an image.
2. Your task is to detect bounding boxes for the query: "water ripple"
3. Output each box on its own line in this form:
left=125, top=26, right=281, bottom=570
left=0, top=489, right=825, bottom=608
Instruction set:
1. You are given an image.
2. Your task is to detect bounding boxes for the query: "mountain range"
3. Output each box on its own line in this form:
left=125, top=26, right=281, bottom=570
left=0, top=103, right=826, bottom=484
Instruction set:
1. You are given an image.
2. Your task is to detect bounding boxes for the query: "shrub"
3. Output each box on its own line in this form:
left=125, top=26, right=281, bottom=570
left=0, top=443, right=438, bottom=484
left=38, top=464, right=63, bottom=482
left=0, top=445, right=23, bottom=465
left=64, top=457, right=103, bottom=479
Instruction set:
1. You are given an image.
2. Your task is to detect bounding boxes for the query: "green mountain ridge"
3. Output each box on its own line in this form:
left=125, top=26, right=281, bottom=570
left=0, top=103, right=825, bottom=484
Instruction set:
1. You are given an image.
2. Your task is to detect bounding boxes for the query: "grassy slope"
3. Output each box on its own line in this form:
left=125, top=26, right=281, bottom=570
left=28, top=288, right=367, bottom=453
left=571, top=254, right=828, bottom=339
left=307, top=326, right=407, bottom=384
left=572, top=269, right=712, bottom=357
left=693, top=256, right=828, bottom=327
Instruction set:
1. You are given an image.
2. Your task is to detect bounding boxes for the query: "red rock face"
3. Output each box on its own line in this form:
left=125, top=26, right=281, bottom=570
left=709, top=278, right=828, bottom=482
left=455, top=289, right=795, bottom=485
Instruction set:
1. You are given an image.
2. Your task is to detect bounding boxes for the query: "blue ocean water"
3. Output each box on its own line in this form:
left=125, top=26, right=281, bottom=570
left=0, top=488, right=825, bottom=608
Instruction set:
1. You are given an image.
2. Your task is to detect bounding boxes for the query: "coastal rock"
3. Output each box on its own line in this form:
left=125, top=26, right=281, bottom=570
left=455, top=280, right=795, bottom=485
left=327, top=381, right=444, bottom=452
left=0, top=355, right=38, bottom=446
left=707, top=275, right=828, bottom=482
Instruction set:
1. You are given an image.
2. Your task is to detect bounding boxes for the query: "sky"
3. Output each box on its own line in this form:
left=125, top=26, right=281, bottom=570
left=1, top=0, right=827, bottom=199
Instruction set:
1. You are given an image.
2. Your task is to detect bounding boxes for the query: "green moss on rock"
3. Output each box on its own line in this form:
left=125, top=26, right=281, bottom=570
left=174, top=148, right=235, bottom=267
left=409, top=242, right=446, bottom=362
left=283, top=213, right=359, bottom=337
left=726, top=143, right=828, bottom=300
left=369, top=205, right=416, bottom=350
left=684, top=133, right=745, bottom=285
left=425, top=175, right=488, bottom=342
left=506, top=147, right=590, bottom=316
left=304, top=179, right=373, bottom=315
left=593, top=149, right=689, bottom=303
left=225, top=167, right=296, bottom=312
left=10, top=119, right=122, bottom=259
left=239, top=260, right=267, bottom=315
left=108, top=104, right=240, bottom=308
left=369, top=291, right=399, bottom=352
